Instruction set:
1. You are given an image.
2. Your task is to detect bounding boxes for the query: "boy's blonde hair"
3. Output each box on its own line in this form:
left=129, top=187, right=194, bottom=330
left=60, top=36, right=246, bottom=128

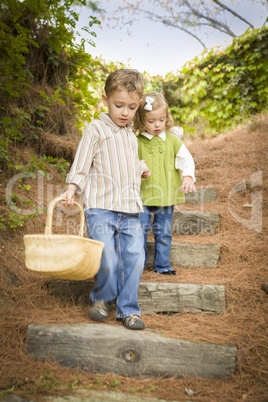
left=105, top=69, right=144, bottom=98
left=133, top=91, right=174, bottom=133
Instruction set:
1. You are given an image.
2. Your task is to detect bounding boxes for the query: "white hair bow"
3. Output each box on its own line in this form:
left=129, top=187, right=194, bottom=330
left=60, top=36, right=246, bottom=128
left=144, top=96, right=155, bottom=111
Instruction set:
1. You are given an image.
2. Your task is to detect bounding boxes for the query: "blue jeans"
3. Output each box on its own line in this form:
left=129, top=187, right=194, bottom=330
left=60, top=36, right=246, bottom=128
left=140, top=206, right=174, bottom=273
left=84, top=208, right=145, bottom=319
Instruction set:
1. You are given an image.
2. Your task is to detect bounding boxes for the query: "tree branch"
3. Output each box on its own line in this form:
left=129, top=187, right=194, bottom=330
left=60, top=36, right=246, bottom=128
left=133, top=8, right=207, bottom=47
left=160, top=19, right=207, bottom=47
left=183, top=0, right=236, bottom=37
left=212, top=0, right=255, bottom=29
left=108, top=0, right=257, bottom=47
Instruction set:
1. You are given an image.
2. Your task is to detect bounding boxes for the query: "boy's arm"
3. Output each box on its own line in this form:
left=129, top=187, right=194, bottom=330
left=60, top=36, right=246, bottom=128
left=61, top=123, right=97, bottom=204
left=140, top=160, right=151, bottom=178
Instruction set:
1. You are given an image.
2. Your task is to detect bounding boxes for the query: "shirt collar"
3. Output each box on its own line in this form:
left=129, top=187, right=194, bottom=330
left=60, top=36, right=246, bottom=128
left=99, top=112, right=133, bottom=132
left=140, top=131, right=166, bottom=141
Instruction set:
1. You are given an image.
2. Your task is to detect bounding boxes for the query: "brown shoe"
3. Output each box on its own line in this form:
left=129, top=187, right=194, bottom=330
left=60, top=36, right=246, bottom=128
left=123, top=315, right=145, bottom=330
left=89, top=301, right=109, bottom=321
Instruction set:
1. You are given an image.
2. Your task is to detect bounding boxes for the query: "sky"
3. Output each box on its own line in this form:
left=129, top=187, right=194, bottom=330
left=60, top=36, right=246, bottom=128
left=75, top=0, right=267, bottom=76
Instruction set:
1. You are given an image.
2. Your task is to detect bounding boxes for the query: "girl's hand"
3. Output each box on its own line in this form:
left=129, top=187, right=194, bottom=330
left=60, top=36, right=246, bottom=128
left=181, top=176, right=196, bottom=193
left=60, top=184, right=78, bottom=205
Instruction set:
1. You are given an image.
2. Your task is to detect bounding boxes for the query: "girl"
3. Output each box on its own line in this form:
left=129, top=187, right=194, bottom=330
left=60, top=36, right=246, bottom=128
left=134, top=92, right=196, bottom=275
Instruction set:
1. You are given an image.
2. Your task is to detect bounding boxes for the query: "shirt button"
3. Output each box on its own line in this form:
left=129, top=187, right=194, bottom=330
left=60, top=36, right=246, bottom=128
left=159, top=148, right=163, bottom=153
left=158, top=138, right=162, bottom=143
left=149, top=149, right=153, bottom=154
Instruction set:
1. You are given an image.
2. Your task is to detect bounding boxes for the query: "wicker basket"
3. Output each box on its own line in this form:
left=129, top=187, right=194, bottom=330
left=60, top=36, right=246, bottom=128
left=24, top=196, right=104, bottom=280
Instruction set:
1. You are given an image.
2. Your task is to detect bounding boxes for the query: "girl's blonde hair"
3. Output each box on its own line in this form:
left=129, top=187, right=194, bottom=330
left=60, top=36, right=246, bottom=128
left=133, top=91, right=174, bottom=133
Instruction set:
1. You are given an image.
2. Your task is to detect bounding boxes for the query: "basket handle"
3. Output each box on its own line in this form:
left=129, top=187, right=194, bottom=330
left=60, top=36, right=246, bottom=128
left=44, top=196, right=85, bottom=237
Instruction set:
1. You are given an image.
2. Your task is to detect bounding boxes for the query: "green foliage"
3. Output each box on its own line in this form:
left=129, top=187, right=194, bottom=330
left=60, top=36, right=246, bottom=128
left=1, top=0, right=267, bottom=235
left=86, top=26, right=267, bottom=137
left=1, top=151, right=70, bottom=230
left=128, top=386, right=142, bottom=393
left=93, top=376, right=104, bottom=387
left=0, top=0, right=101, bottom=167
left=39, top=89, right=66, bottom=106
left=0, top=7, right=36, bottom=99
left=41, top=155, right=70, bottom=177
left=0, top=371, right=62, bottom=397
left=162, top=26, right=268, bottom=136
left=2, top=203, right=40, bottom=230
left=0, top=109, right=30, bottom=142
left=33, top=371, right=61, bottom=393
left=68, top=375, right=81, bottom=390
left=21, top=154, right=48, bottom=176
left=13, top=154, right=69, bottom=178
left=66, top=53, right=103, bottom=129
left=0, top=108, right=31, bottom=164
left=107, top=379, right=120, bottom=390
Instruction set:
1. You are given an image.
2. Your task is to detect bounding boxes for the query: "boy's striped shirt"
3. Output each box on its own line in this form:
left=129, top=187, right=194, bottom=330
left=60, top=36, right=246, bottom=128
left=66, top=113, right=143, bottom=213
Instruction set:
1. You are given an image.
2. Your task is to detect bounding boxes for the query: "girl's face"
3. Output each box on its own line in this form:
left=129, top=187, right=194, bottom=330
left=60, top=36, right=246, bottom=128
left=102, top=90, right=142, bottom=127
left=144, top=105, right=167, bottom=135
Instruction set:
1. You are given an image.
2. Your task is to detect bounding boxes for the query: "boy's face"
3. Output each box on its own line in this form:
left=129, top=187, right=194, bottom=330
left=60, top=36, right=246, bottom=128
left=144, top=105, right=166, bottom=136
left=102, top=90, right=142, bottom=127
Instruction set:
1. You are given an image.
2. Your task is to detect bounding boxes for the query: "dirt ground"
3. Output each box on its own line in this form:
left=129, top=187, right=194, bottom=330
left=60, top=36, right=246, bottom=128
left=0, top=114, right=267, bottom=401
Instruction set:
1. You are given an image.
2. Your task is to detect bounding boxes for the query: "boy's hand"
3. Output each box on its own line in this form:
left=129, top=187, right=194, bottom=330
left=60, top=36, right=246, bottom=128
left=140, top=159, right=151, bottom=178
left=181, top=176, right=196, bottom=193
left=60, top=184, right=78, bottom=205
left=141, top=170, right=151, bottom=178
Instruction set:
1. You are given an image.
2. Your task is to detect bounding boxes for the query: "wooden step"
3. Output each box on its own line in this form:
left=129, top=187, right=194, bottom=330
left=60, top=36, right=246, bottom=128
left=48, top=281, right=225, bottom=314
left=147, top=241, right=220, bottom=268
left=26, top=323, right=237, bottom=379
left=18, top=389, right=182, bottom=401
left=185, top=188, right=217, bottom=204
left=171, top=211, right=219, bottom=235
left=139, top=282, right=225, bottom=314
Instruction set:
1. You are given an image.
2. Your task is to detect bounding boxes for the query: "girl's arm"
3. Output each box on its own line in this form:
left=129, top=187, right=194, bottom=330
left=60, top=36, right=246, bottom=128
left=175, top=144, right=196, bottom=193
left=181, top=176, right=196, bottom=193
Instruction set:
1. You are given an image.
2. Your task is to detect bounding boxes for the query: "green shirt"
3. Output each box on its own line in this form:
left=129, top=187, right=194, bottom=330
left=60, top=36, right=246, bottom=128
left=138, top=133, right=185, bottom=206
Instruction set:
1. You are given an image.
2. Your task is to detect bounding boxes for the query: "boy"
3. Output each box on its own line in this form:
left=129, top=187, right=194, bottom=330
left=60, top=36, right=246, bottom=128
left=62, top=69, right=149, bottom=330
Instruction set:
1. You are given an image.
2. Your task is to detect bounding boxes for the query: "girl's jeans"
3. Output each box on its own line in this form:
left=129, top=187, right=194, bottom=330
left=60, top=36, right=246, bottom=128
left=140, top=205, right=174, bottom=273
left=84, top=208, right=145, bottom=319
